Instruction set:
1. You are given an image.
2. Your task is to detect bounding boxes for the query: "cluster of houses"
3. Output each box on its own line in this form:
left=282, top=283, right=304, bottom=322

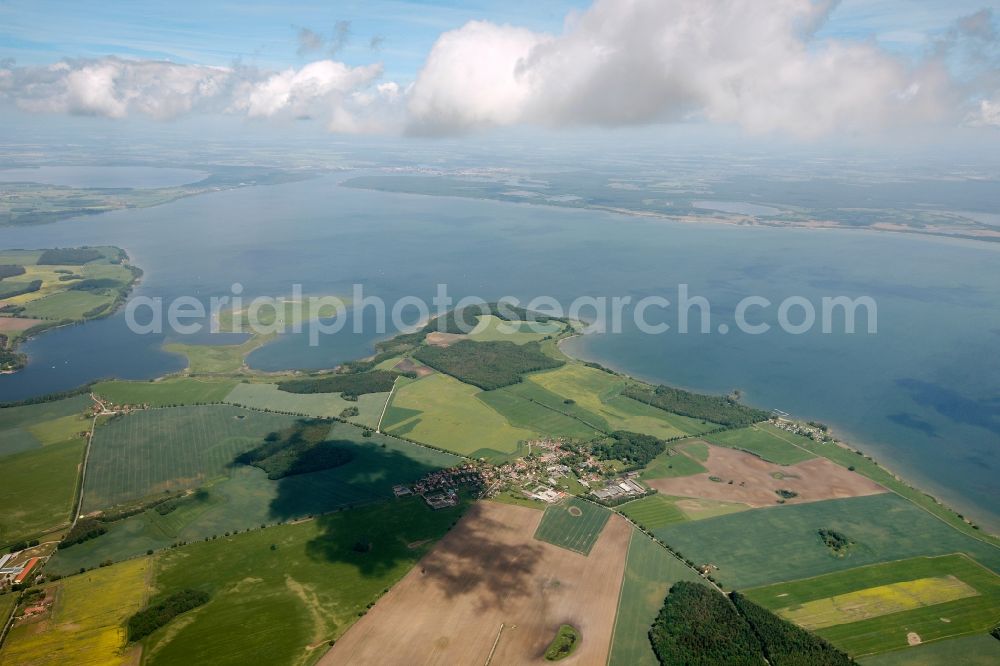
left=392, top=463, right=485, bottom=509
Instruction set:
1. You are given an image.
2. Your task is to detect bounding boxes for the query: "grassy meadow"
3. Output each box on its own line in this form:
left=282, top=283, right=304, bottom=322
left=48, top=423, right=459, bottom=574
left=657, top=494, right=1000, bottom=589
left=705, top=424, right=816, bottom=465
left=93, top=378, right=237, bottom=407
left=224, top=381, right=388, bottom=427
left=858, top=634, right=1000, bottom=665
left=141, top=497, right=467, bottom=666
left=0, top=438, right=85, bottom=545
left=381, top=373, right=537, bottom=459
left=527, top=364, right=712, bottom=439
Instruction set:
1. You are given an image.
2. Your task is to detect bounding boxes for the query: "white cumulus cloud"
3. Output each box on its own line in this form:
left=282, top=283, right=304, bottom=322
left=406, top=0, right=964, bottom=137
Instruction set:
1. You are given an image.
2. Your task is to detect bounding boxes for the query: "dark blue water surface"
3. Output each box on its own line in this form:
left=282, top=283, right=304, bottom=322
left=1, top=174, right=998, bottom=530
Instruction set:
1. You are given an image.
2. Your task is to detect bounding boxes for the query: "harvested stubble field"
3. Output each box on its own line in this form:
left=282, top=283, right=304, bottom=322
left=646, top=442, right=886, bottom=507
left=320, top=501, right=631, bottom=665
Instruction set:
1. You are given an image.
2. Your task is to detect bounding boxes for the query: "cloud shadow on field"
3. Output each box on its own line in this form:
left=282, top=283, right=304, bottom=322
left=414, top=503, right=547, bottom=611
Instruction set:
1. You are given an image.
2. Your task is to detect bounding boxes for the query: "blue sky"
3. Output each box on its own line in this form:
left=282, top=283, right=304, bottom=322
left=0, top=0, right=580, bottom=80
left=0, top=0, right=991, bottom=81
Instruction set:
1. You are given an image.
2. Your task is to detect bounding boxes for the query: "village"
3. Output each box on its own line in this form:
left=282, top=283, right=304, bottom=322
left=392, top=437, right=652, bottom=511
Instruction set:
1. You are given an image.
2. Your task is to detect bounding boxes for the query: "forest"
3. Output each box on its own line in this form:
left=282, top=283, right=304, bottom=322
left=413, top=340, right=563, bottom=390
left=0, top=265, right=26, bottom=279
left=127, top=589, right=211, bottom=641
left=590, top=431, right=666, bottom=468
left=730, top=593, right=853, bottom=665
left=37, top=247, right=104, bottom=265
left=624, top=385, right=770, bottom=427
left=278, top=370, right=399, bottom=397
left=648, top=581, right=853, bottom=666
left=649, top=581, right=763, bottom=665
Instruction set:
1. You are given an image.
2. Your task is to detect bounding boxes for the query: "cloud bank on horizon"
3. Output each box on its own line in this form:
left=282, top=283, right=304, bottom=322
left=1, top=0, right=998, bottom=137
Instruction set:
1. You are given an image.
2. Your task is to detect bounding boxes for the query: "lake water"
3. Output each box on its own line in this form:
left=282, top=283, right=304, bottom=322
left=1, top=174, right=998, bottom=531
left=0, top=166, right=208, bottom=188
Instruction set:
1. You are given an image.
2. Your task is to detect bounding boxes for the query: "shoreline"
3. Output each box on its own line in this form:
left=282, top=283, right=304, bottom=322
left=557, top=331, right=999, bottom=539
left=340, top=178, right=1000, bottom=249
left=0, top=247, right=142, bottom=376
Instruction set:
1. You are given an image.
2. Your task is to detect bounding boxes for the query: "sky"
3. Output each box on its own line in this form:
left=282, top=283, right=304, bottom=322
left=0, top=0, right=998, bottom=142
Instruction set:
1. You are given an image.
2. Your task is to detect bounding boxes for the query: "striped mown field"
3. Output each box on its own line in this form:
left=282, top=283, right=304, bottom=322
left=82, top=405, right=297, bottom=511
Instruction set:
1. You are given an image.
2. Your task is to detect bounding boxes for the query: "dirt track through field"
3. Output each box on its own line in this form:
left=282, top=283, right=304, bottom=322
left=320, top=501, right=631, bottom=665
left=647, top=443, right=887, bottom=507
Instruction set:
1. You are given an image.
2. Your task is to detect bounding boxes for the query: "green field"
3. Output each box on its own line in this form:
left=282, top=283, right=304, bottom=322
left=859, top=634, right=1000, bottom=665
left=224, top=381, right=387, bottom=427
left=381, top=373, right=538, bottom=459
left=0, top=438, right=84, bottom=544
left=81, top=405, right=297, bottom=511
left=465, top=315, right=561, bottom=344
left=619, top=494, right=749, bottom=530
left=527, top=364, right=711, bottom=439
left=774, top=429, right=999, bottom=547
left=533, top=497, right=611, bottom=555
left=48, top=423, right=459, bottom=574
left=92, top=378, right=236, bottom=407
left=619, top=495, right=689, bottom=529
left=0, top=557, right=149, bottom=666
left=705, top=424, right=816, bottom=465
left=216, top=295, right=351, bottom=333
left=608, top=529, right=702, bottom=666
left=0, top=394, right=92, bottom=457
left=639, top=447, right=707, bottom=480
left=657, top=494, right=1000, bottom=589
left=163, top=334, right=273, bottom=374
left=141, top=497, right=466, bottom=666
left=476, top=383, right=603, bottom=439
left=745, top=554, right=1000, bottom=657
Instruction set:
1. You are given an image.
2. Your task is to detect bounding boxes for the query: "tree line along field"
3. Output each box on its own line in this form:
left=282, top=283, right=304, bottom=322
left=608, top=528, right=703, bottom=666
left=0, top=395, right=93, bottom=545
left=656, top=493, right=1000, bottom=589
left=744, top=553, right=1000, bottom=657
left=48, top=422, right=460, bottom=575
left=224, top=381, right=388, bottom=428
left=0, top=557, right=149, bottom=666
left=140, top=497, right=467, bottom=666
left=526, top=363, right=716, bottom=440
left=81, top=405, right=298, bottom=512
left=533, top=497, right=611, bottom=555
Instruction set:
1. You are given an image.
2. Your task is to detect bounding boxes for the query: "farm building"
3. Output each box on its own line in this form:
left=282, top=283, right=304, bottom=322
left=13, top=557, right=40, bottom=584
